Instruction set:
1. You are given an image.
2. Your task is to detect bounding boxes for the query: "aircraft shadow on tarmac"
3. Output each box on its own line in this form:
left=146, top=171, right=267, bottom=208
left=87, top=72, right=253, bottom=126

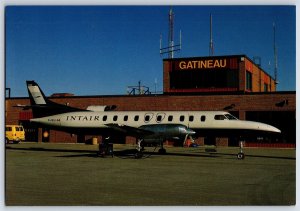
left=6, top=146, right=219, bottom=159
left=6, top=146, right=95, bottom=154
left=53, top=149, right=220, bottom=159
left=6, top=146, right=295, bottom=160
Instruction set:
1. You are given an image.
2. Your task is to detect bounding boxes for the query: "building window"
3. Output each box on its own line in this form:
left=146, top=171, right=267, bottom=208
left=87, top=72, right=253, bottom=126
left=189, top=116, right=194, bottom=122
left=124, top=115, right=128, bottom=121
left=246, top=71, right=252, bottom=91
left=113, top=115, right=118, bottom=121
left=264, top=83, right=268, bottom=92
left=103, top=115, right=107, bottom=121
left=168, top=115, right=173, bottom=122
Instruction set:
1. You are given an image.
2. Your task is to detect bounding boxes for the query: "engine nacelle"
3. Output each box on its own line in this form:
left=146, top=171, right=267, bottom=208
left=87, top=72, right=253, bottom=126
left=139, top=124, right=195, bottom=140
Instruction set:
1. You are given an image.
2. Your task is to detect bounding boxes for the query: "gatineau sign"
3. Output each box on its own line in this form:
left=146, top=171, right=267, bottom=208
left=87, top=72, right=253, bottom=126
left=177, top=59, right=227, bottom=70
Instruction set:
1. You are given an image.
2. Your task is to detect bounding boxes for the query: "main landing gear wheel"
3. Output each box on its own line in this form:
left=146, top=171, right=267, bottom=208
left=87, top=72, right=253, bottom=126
left=158, top=148, right=166, bottom=154
left=237, top=152, right=245, bottom=160
left=134, top=151, right=143, bottom=159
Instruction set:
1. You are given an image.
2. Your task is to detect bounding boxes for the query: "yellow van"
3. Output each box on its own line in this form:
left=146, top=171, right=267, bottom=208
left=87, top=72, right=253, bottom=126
left=5, top=125, right=25, bottom=144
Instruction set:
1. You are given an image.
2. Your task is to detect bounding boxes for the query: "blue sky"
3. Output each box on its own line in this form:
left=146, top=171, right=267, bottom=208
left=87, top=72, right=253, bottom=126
left=5, top=5, right=296, bottom=97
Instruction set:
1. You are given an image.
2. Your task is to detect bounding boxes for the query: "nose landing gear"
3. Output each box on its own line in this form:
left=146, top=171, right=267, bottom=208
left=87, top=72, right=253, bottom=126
left=237, top=141, right=245, bottom=160
left=135, top=139, right=144, bottom=159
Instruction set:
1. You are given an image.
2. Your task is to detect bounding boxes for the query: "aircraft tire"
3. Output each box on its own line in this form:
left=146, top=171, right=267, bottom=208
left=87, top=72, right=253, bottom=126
left=135, top=152, right=143, bottom=159
left=237, top=152, right=245, bottom=160
left=158, top=148, right=166, bottom=155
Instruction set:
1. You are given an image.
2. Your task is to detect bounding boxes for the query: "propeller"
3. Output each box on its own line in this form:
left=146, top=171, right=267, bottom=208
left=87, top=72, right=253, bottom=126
left=183, top=127, right=196, bottom=147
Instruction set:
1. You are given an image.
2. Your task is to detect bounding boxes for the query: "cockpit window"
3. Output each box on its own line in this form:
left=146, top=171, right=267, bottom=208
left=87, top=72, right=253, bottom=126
left=214, top=115, right=226, bottom=120
left=225, top=114, right=238, bottom=120
left=215, top=114, right=238, bottom=120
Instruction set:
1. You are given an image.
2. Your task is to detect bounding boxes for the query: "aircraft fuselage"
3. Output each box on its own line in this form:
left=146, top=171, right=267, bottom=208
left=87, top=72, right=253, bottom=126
left=31, top=110, right=280, bottom=134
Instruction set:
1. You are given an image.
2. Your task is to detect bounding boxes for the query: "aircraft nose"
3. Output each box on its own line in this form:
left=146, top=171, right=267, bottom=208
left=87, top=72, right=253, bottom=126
left=270, top=126, right=281, bottom=133
left=258, top=123, right=281, bottom=133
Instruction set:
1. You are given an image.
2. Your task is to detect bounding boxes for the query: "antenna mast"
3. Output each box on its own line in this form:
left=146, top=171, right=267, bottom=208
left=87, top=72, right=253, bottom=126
left=160, top=7, right=181, bottom=58
left=169, top=7, right=174, bottom=58
left=273, top=22, right=278, bottom=84
left=209, top=13, right=214, bottom=56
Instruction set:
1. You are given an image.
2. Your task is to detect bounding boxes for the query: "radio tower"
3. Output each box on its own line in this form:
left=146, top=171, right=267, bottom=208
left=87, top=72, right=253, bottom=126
left=169, top=7, right=174, bottom=58
left=273, top=22, right=278, bottom=84
left=160, top=7, right=181, bottom=58
left=209, top=13, right=214, bottom=56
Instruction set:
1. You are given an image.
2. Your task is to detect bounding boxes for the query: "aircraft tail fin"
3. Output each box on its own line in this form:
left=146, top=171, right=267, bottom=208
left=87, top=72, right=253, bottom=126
left=27, top=80, right=49, bottom=106
left=26, top=80, right=85, bottom=118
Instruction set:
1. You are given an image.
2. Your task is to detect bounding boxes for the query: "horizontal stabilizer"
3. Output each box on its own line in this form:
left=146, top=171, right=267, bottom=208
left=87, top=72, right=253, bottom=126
left=13, top=104, right=32, bottom=110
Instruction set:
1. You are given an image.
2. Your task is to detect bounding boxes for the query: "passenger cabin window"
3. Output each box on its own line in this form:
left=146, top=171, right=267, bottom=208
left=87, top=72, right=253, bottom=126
left=156, top=115, right=162, bottom=122
left=144, top=113, right=153, bottom=123
left=189, top=116, right=194, bottom=122
left=214, top=115, right=226, bottom=120
left=168, top=115, right=173, bottom=122
left=113, top=115, right=118, bottom=121
left=180, top=115, right=185, bottom=122
left=201, top=115, right=206, bottom=122
left=103, top=115, right=107, bottom=121
left=124, top=115, right=128, bottom=121
left=134, top=115, right=139, bottom=121
left=145, top=115, right=150, bottom=122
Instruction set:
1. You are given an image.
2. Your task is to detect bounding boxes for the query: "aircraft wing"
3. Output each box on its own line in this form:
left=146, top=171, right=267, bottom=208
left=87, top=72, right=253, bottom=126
left=105, top=123, right=154, bottom=138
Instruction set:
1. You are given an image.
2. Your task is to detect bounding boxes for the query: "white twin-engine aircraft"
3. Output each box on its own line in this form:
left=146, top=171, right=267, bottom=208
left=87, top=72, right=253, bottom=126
left=24, top=81, right=280, bottom=159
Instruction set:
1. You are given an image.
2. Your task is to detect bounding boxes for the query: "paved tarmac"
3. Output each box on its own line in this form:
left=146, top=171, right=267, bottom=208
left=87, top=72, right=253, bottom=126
left=5, top=143, right=296, bottom=205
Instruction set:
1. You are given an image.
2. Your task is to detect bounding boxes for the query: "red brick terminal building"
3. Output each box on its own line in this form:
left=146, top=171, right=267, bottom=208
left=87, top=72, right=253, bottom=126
left=5, top=91, right=295, bottom=146
left=5, top=55, right=296, bottom=146
left=163, top=55, right=277, bottom=93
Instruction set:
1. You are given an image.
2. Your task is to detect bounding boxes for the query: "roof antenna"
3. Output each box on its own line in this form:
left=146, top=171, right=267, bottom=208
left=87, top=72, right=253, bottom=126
left=209, top=13, right=214, bottom=56
left=160, top=7, right=181, bottom=58
left=273, top=22, right=279, bottom=84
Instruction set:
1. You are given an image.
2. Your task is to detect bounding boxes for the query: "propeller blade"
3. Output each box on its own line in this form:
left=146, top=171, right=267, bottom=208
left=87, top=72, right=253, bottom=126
left=189, top=135, right=195, bottom=143
left=183, top=134, right=189, bottom=146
